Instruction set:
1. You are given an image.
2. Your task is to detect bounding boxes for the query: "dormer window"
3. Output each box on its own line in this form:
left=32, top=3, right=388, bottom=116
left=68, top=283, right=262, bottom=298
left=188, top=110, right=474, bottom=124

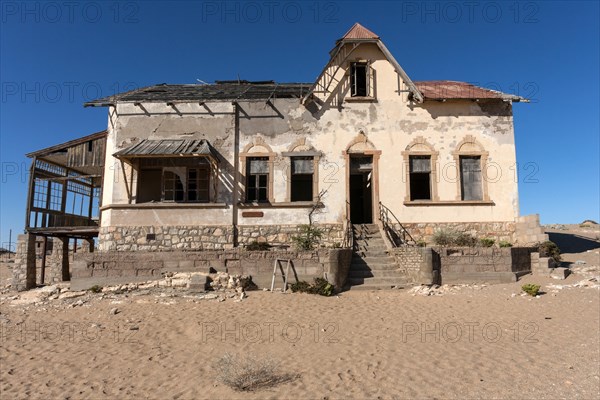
left=350, top=62, right=369, bottom=97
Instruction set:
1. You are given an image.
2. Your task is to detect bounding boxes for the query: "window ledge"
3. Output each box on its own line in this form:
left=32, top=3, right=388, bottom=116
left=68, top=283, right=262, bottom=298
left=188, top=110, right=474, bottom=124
left=101, top=202, right=228, bottom=211
left=404, top=200, right=495, bottom=206
left=345, top=96, right=377, bottom=103
left=238, top=201, right=321, bottom=208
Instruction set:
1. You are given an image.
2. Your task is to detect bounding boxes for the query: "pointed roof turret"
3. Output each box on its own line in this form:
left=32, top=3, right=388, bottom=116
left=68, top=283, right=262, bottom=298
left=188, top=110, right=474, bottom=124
left=304, top=23, right=424, bottom=104
left=340, top=22, right=380, bottom=40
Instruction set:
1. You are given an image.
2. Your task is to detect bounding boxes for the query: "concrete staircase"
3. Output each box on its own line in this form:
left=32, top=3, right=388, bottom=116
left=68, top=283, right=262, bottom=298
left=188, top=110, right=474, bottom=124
left=344, top=224, right=410, bottom=291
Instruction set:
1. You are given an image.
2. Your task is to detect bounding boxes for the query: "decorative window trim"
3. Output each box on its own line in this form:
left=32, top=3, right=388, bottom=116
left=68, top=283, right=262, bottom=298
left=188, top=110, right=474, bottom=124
left=401, top=136, right=439, bottom=202
left=283, top=138, right=320, bottom=202
left=452, top=135, right=490, bottom=202
left=240, top=136, right=275, bottom=203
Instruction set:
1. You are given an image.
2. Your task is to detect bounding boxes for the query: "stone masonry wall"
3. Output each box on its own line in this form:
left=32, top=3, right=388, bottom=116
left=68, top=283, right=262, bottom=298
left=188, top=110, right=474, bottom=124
left=390, top=247, right=440, bottom=285
left=515, top=214, right=548, bottom=245
left=237, top=224, right=344, bottom=247
left=12, top=234, right=36, bottom=291
left=98, top=224, right=344, bottom=251
left=398, top=221, right=517, bottom=244
left=437, top=247, right=534, bottom=283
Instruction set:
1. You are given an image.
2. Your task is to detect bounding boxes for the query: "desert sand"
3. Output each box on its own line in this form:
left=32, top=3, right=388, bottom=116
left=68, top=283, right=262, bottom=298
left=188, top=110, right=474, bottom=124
left=0, top=224, right=598, bottom=400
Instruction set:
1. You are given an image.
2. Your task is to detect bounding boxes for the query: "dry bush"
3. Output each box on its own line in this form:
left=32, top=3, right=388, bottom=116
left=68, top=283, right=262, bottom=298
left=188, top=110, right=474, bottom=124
left=213, top=353, right=299, bottom=391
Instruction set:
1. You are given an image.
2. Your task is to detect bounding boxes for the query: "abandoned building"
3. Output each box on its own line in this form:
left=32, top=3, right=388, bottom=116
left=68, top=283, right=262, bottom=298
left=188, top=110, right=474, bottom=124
left=13, top=23, right=548, bottom=291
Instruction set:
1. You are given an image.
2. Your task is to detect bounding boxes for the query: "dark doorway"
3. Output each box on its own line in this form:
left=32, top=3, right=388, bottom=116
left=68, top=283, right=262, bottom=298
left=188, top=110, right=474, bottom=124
left=349, top=155, right=373, bottom=223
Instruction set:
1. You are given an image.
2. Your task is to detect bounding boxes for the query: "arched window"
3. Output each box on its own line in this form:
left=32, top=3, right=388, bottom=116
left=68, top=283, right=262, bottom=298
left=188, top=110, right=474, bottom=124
left=401, top=137, right=439, bottom=202
left=452, top=135, right=490, bottom=201
left=240, top=137, right=275, bottom=203
left=282, top=138, right=321, bottom=202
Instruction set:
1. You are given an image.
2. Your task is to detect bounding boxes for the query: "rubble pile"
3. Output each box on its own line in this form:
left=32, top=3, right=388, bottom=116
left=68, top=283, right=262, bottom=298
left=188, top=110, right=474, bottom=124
left=407, top=283, right=487, bottom=296
left=1, top=272, right=257, bottom=308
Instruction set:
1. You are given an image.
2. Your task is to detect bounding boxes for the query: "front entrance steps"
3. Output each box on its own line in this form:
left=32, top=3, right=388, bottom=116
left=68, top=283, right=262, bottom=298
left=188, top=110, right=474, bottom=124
left=344, top=224, right=410, bottom=291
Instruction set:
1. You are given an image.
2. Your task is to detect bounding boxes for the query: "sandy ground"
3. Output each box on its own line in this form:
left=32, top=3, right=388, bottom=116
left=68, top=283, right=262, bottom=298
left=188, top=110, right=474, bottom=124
left=0, top=225, right=599, bottom=400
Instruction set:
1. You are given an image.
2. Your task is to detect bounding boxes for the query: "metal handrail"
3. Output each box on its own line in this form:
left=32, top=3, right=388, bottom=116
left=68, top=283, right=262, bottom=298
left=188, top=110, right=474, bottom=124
left=342, top=200, right=354, bottom=249
left=378, top=201, right=415, bottom=247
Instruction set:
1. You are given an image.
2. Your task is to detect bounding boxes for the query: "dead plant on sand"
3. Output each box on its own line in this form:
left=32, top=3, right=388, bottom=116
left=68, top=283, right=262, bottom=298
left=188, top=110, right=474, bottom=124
left=213, top=353, right=299, bottom=391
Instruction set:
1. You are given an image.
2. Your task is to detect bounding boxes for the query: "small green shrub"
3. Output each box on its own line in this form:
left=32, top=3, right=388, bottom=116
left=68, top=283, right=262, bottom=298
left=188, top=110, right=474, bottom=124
left=88, top=285, right=102, bottom=293
left=480, top=238, right=495, bottom=247
left=416, top=240, right=427, bottom=247
left=312, top=278, right=334, bottom=296
left=537, top=240, right=561, bottom=262
left=455, top=232, right=478, bottom=247
left=291, top=224, right=323, bottom=250
left=245, top=241, right=272, bottom=251
left=499, top=240, right=513, bottom=248
left=522, top=283, right=541, bottom=297
left=290, top=281, right=312, bottom=293
left=331, top=242, right=341, bottom=249
left=290, top=278, right=333, bottom=296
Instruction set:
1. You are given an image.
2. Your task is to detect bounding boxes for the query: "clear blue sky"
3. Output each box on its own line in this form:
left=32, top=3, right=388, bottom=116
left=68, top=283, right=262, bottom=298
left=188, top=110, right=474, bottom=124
left=1, top=1, right=599, bottom=249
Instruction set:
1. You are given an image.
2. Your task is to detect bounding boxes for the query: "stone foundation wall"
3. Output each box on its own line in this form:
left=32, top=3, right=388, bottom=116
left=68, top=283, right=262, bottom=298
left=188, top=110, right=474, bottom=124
left=437, top=247, right=534, bottom=283
left=98, top=224, right=344, bottom=251
left=71, top=248, right=352, bottom=291
left=397, top=221, right=517, bottom=244
left=237, top=224, right=344, bottom=247
left=389, top=247, right=440, bottom=285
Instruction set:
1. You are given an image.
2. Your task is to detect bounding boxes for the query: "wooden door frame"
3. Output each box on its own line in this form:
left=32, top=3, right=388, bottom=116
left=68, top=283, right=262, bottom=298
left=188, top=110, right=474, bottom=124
left=344, top=150, right=381, bottom=224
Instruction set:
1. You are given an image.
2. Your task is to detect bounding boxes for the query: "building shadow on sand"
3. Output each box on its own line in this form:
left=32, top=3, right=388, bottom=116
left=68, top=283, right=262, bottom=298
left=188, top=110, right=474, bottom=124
left=547, top=232, right=600, bottom=254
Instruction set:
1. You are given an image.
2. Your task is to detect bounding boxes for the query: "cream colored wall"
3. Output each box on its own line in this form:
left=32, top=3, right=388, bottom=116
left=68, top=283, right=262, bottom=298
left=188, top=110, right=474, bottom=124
left=100, top=42, right=520, bottom=230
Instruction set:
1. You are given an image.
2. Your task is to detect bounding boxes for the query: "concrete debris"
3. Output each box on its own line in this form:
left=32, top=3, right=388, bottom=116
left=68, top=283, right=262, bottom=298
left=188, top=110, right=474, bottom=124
left=408, top=283, right=487, bottom=296
left=547, top=277, right=599, bottom=292
left=58, top=291, right=87, bottom=300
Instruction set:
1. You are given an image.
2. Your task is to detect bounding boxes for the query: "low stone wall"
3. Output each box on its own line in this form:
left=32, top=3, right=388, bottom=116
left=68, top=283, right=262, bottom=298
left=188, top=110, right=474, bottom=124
left=436, top=247, right=534, bottom=283
left=98, top=224, right=344, bottom=251
left=389, top=247, right=440, bottom=285
left=397, top=221, right=517, bottom=244
left=71, top=248, right=352, bottom=291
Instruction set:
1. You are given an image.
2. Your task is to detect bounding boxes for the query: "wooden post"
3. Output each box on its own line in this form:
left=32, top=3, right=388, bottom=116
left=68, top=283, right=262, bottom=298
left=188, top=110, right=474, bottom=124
left=25, top=157, right=36, bottom=229
left=61, top=237, right=70, bottom=281
left=40, top=236, right=47, bottom=284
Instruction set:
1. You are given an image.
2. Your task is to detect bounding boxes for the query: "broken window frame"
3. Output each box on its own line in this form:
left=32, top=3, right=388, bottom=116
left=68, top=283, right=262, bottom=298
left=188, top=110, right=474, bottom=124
left=137, top=158, right=212, bottom=203
left=290, top=156, right=315, bottom=202
left=351, top=62, right=367, bottom=97
left=350, top=61, right=372, bottom=97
